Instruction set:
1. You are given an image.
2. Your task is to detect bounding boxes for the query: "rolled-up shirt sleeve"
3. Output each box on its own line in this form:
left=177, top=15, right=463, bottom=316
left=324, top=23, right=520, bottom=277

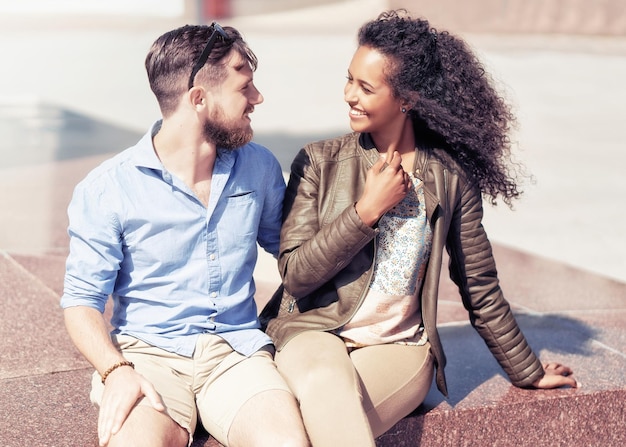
left=61, top=176, right=122, bottom=313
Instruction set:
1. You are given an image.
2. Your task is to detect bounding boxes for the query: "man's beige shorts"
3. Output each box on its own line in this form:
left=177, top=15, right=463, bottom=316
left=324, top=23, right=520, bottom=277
left=90, top=333, right=291, bottom=445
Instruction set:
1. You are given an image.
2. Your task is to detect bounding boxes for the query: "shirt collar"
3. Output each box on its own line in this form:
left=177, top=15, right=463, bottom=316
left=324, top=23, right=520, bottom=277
left=132, top=120, right=165, bottom=171
left=131, top=119, right=239, bottom=172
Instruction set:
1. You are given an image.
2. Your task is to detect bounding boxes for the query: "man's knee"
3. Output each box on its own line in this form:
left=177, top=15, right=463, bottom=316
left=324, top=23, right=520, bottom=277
left=106, top=406, right=188, bottom=447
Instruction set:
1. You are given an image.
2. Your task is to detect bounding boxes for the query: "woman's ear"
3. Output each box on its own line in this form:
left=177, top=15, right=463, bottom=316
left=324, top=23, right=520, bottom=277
left=405, top=92, right=419, bottom=110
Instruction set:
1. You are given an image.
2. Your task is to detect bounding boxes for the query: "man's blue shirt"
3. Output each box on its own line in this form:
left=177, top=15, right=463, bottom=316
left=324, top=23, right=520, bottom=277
left=61, top=122, right=285, bottom=357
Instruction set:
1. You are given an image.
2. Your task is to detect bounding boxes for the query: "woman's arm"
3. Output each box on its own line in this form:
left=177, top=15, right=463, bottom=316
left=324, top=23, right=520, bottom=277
left=278, top=148, right=376, bottom=298
left=279, top=146, right=411, bottom=298
left=446, top=180, right=545, bottom=387
left=447, top=181, right=577, bottom=388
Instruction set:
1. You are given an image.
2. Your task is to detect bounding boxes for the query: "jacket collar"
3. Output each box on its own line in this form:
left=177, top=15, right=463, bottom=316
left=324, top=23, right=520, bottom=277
left=358, top=132, right=440, bottom=220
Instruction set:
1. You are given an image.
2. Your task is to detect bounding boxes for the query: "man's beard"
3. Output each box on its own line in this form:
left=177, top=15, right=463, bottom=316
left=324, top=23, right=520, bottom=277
left=203, top=105, right=253, bottom=150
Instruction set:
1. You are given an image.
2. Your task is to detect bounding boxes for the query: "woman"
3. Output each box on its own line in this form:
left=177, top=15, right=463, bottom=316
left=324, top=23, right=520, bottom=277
left=261, top=10, right=577, bottom=446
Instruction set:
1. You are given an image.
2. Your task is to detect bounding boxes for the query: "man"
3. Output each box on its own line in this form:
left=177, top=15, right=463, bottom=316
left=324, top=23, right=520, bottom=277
left=61, top=23, right=309, bottom=447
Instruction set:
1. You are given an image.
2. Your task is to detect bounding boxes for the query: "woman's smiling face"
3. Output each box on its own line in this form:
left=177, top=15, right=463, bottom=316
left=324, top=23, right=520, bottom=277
left=344, top=45, right=404, bottom=134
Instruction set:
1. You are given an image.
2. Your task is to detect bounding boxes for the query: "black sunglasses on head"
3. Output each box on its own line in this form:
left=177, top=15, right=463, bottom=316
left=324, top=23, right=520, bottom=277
left=188, top=22, right=231, bottom=89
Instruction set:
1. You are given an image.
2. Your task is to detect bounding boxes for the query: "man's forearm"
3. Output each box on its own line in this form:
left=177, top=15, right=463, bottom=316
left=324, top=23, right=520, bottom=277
left=64, top=305, right=125, bottom=376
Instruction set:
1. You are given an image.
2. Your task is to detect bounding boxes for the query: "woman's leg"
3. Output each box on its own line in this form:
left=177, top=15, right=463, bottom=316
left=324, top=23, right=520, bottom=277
left=275, top=331, right=376, bottom=447
left=350, top=342, right=434, bottom=438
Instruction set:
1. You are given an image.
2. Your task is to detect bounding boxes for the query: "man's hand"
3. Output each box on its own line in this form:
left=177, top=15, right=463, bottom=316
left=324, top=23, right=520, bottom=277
left=532, top=362, right=579, bottom=389
left=97, top=366, right=165, bottom=446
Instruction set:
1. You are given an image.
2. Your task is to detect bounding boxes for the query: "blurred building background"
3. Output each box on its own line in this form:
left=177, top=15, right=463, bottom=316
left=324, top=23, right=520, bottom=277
left=390, top=0, right=626, bottom=35
left=1, top=0, right=624, bottom=34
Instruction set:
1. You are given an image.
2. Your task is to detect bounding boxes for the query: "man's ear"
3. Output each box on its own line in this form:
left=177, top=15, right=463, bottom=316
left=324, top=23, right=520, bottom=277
left=188, top=86, right=211, bottom=112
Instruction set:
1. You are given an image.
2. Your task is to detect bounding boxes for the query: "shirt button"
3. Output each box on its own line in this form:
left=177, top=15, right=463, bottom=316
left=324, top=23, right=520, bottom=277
left=209, top=254, right=216, bottom=261
left=210, top=292, right=217, bottom=298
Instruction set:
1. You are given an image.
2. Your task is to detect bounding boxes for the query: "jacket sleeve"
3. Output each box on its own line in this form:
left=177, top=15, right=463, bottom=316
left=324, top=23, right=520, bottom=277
left=446, top=179, right=544, bottom=387
left=278, top=147, right=377, bottom=298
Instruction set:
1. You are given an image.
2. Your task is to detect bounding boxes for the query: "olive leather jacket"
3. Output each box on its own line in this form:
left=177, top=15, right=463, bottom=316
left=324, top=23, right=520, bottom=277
left=261, top=132, right=544, bottom=396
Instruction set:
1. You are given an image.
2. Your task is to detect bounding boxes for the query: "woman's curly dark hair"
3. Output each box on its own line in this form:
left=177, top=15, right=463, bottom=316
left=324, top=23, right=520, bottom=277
left=359, top=10, right=524, bottom=206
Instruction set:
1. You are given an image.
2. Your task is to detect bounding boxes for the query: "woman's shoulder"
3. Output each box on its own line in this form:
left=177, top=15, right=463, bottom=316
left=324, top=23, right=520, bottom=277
left=425, top=146, right=469, bottom=178
left=303, top=132, right=360, bottom=159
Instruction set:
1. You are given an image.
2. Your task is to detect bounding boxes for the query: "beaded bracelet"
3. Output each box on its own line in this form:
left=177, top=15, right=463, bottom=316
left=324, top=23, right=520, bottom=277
left=101, top=360, right=135, bottom=384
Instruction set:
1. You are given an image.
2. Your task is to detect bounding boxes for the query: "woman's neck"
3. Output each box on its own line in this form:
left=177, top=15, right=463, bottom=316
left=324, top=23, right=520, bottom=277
left=370, top=119, right=415, bottom=155
left=370, top=120, right=417, bottom=173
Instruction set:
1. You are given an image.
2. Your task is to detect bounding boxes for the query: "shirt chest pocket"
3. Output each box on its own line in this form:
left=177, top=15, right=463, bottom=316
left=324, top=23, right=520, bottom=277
left=228, top=190, right=255, bottom=203
left=219, top=190, right=260, bottom=241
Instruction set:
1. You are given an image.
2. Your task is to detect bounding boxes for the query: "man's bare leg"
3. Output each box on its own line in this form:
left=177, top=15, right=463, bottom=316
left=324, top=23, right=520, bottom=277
left=107, top=406, right=188, bottom=447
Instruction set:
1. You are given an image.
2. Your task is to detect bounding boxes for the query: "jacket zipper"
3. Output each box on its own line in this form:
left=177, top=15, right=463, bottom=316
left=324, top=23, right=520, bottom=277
left=286, top=239, right=376, bottom=320
left=321, top=237, right=377, bottom=332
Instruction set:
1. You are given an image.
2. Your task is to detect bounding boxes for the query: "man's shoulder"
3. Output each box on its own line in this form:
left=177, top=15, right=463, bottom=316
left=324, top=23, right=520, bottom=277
left=233, top=141, right=282, bottom=170
left=78, top=126, right=156, bottom=187
left=238, top=141, right=276, bottom=159
left=78, top=146, right=138, bottom=187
